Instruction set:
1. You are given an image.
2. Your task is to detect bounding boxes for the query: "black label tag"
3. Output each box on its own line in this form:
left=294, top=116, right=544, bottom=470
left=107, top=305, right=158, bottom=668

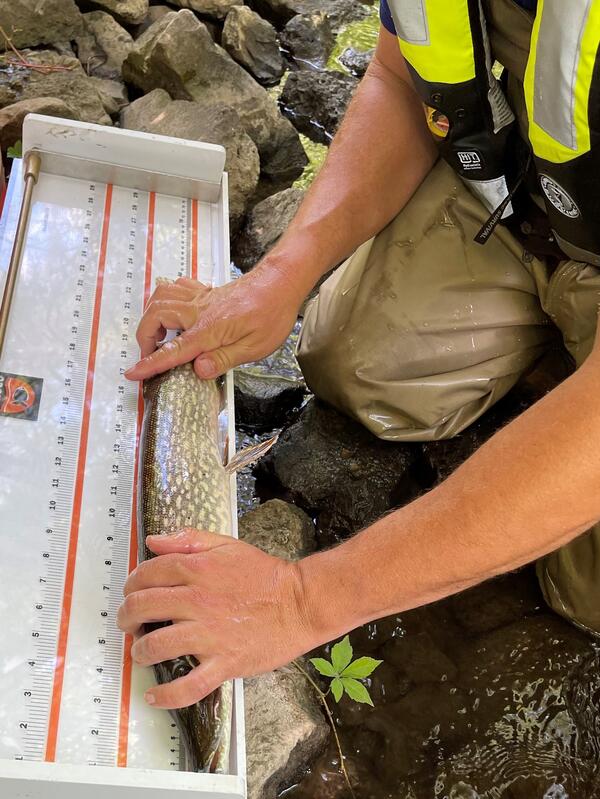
left=0, top=372, right=43, bottom=421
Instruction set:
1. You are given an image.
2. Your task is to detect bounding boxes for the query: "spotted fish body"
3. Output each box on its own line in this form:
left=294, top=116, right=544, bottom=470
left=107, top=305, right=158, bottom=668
left=140, top=362, right=233, bottom=773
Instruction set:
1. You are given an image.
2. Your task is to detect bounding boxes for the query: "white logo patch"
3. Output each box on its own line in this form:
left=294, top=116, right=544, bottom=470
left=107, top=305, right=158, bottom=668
left=540, top=175, right=580, bottom=219
left=458, top=151, right=482, bottom=171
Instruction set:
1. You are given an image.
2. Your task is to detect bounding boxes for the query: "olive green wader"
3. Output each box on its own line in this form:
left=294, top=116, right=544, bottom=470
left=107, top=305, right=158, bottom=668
left=296, top=1, right=600, bottom=634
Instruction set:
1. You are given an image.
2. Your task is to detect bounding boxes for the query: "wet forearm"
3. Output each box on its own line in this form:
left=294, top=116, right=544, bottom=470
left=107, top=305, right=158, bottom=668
left=258, top=48, right=437, bottom=304
left=300, top=349, right=600, bottom=639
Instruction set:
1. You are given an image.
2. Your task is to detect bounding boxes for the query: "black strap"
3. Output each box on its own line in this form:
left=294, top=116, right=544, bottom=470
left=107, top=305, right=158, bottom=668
left=474, top=152, right=532, bottom=245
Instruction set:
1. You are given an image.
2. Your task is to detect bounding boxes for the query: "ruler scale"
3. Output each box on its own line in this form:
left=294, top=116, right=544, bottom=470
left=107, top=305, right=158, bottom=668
left=0, top=115, right=245, bottom=799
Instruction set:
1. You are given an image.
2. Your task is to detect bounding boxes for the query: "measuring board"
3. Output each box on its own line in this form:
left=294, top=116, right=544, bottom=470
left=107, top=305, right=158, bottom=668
left=0, top=116, right=245, bottom=799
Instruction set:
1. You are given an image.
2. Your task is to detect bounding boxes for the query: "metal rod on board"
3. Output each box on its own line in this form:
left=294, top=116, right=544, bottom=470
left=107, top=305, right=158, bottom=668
left=0, top=151, right=42, bottom=361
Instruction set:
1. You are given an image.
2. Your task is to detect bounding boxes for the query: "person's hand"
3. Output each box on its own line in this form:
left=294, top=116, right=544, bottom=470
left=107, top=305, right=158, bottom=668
left=117, top=528, right=319, bottom=709
left=124, top=268, right=302, bottom=381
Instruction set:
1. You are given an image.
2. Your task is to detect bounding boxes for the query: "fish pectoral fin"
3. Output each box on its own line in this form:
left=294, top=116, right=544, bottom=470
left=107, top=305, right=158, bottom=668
left=224, top=434, right=279, bottom=474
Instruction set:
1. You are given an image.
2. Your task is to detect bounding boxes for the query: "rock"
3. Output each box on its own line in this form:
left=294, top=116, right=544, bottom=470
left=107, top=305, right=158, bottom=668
left=89, top=77, right=129, bottom=116
left=244, top=666, right=329, bottom=799
left=167, top=0, right=243, bottom=21
left=280, top=11, right=334, bottom=69
left=239, top=498, right=315, bottom=559
left=249, top=0, right=369, bottom=31
left=0, top=98, right=78, bottom=152
left=222, top=6, right=284, bottom=85
left=234, top=370, right=306, bottom=430
left=81, top=0, right=149, bottom=26
left=132, top=5, right=173, bottom=38
left=0, top=51, right=111, bottom=126
left=233, top=187, right=304, bottom=271
left=120, top=89, right=260, bottom=228
left=280, top=70, right=357, bottom=144
left=0, top=0, right=84, bottom=51
left=255, top=399, right=422, bottom=544
left=339, top=46, right=373, bottom=77
left=75, top=11, right=134, bottom=80
left=123, top=10, right=306, bottom=190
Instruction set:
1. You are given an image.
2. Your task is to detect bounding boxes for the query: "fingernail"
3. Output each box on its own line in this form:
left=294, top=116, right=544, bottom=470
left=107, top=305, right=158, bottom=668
left=145, top=691, right=155, bottom=705
left=195, top=358, right=214, bottom=378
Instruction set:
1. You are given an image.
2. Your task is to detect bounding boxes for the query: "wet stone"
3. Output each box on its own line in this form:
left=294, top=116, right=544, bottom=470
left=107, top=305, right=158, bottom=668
left=280, top=70, right=358, bottom=145
left=238, top=498, right=315, bottom=559
left=234, top=369, right=306, bottom=432
left=255, top=398, right=421, bottom=544
left=222, top=6, right=284, bottom=85
left=232, top=186, right=305, bottom=271
left=338, top=46, right=373, bottom=77
left=280, top=11, right=334, bottom=69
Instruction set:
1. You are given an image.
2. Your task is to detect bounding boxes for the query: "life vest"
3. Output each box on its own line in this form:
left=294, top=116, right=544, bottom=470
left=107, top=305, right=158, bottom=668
left=385, top=0, right=600, bottom=266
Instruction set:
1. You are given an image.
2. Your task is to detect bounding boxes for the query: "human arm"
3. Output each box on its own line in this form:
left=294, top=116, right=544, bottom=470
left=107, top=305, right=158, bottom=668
left=124, top=27, right=437, bottom=381
left=117, top=331, right=600, bottom=708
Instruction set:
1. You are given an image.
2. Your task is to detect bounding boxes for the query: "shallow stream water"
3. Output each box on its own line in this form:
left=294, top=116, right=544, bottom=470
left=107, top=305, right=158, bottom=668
left=239, top=7, right=600, bottom=797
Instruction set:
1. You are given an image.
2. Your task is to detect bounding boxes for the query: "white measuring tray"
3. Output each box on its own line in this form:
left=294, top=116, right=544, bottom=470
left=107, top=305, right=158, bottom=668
left=0, top=115, right=246, bottom=799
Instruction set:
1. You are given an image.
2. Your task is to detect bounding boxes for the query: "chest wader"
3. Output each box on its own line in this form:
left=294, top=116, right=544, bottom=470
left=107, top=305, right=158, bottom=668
left=386, top=0, right=600, bottom=634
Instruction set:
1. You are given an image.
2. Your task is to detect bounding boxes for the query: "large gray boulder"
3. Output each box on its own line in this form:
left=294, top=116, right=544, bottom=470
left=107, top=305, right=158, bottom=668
left=75, top=11, right=134, bottom=80
left=222, top=6, right=284, bottom=85
left=79, top=0, right=149, bottom=25
left=120, top=89, right=260, bottom=228
left=165, top=0, right=242, bottom=21
left=280, top=69, right=358, bottom=144
left=0, top=51, right=111, bottom=126
left=280, top=11, right=334, bottom=69
left=232, top=186, right=304, bottom=271
left=0, top=98, right=78, bottom=152
left=256, top=399, right=421, bottom=545
left=0, top=0, right=84, bottom=51
left=240, top=500, right=328, bottom=799
left=123, top=10, right=306, bottom=191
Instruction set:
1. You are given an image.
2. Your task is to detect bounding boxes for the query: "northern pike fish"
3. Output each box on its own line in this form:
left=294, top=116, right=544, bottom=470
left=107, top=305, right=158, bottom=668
left=140, top=362, right=233, bottom=773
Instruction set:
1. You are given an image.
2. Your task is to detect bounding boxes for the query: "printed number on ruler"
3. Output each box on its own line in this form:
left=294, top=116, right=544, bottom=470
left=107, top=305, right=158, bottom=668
left=18, top=183, right=102, bottom=761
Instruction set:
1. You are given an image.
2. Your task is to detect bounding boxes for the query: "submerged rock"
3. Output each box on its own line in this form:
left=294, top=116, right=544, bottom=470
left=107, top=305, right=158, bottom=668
left=232, top=186, right=305, bottom=271
left=0, top=0, right=84, bottom=51
left=121, top=89, right=259, bottom=228
left=256, top=399, right=422, bottom=544
left=123, top=10, right=306, bottom=190
left=0, top=51, right=111, bottom=126
left=234, top=369, right=306, bottom=431
left=280, top=70, right=358, bottom=144
left=0, top=98, right=78, bottom=151
left=80, top=0, right=149, bottom=26
left=280, top=11, right=334, bottom=69
left=339, top=46, right=373, bottom=77
left=75, top=11, right=134, bottom=80
left=222, top=6, right=284, bottom=85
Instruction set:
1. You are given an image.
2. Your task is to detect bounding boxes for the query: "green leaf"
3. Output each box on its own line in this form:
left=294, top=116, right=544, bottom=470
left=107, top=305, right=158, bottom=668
left=341, top=677, right=374, bottom=706
left=7, top=140, right=22, bottom=159
left=331, top=677, right=343, bottom=703
left=309, top=657, right=336, bottom=678
left=341, top=657, right=383, bottom=679
left=330, top=635, right=353, bottom=674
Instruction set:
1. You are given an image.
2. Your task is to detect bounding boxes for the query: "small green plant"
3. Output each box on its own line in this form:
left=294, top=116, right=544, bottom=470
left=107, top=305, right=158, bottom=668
left=7, top=140, right=22, bottom=159
left=310, top=635, right=382, bottom=705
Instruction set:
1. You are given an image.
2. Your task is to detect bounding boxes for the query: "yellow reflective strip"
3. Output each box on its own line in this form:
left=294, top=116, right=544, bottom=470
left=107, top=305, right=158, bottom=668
left=396, top=0, right=475, bottom=85
left=525, top=0, right=600, bottom=164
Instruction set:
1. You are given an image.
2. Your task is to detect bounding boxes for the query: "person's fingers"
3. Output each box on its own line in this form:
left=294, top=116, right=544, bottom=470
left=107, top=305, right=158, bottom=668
left=131, top=622, right=203, bottom=667
left=193, top=339, right=256, bottom=379
left=175, top=277, right=211, bottom=292
left=117, top=586, right=199, bottom=634
left=124, top=553, right=195, bottom=596
left=136, top=300, right=199, bottom=358
left=146, top=528, right=230, bottom=556
left=145, top=283, right=194, bottom=309
left=145, top=658, right=227, bottom=709
left=125, top=329, right=206, bottom=380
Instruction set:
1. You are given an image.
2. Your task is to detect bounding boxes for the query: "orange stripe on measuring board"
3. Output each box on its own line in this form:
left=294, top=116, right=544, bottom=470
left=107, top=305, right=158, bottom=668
left=45, top=184, right=114, bottom=762
left=191, top=198, right=199, bottom=280
left=117, top=190, right=156, bottom=767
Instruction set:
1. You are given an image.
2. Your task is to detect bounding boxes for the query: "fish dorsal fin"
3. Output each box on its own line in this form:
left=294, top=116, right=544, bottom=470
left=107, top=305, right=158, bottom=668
left=225, top=434, right=279, bottom=474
